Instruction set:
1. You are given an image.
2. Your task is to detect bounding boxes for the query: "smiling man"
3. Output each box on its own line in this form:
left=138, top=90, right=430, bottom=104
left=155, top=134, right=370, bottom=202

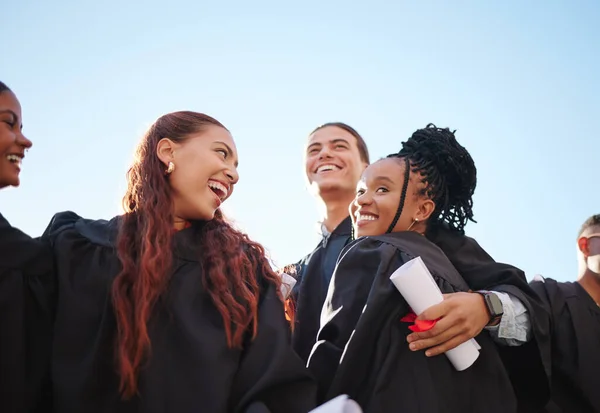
left=287, top=122, right=369, bottom=363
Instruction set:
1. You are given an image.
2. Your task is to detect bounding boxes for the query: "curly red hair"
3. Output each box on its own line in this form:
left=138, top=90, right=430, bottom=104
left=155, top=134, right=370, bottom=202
left=112, top=111, right=283, bottom=398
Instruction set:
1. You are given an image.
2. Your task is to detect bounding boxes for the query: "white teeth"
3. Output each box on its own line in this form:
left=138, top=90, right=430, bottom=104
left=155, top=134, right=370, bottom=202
left=356, top=214, right=377, bottom=221
left=208, top=181, right=228, bottom=200
left=6, top=154, right=22, bottom=165
left=317, top=164, right=340, bottom=173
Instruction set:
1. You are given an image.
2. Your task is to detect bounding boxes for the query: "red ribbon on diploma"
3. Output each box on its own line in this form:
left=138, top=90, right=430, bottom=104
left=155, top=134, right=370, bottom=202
left=400, top=311, right=439, bottom=332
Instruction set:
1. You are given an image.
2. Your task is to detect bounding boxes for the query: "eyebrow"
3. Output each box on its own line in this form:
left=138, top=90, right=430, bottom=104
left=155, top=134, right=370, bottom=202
left=372, top=176, right=395, bottom=185
left=0, top=109, right=21, bottom=129
left=216, top=141, right=238, bottom=167
left=307, top=138, right=351, bottom=152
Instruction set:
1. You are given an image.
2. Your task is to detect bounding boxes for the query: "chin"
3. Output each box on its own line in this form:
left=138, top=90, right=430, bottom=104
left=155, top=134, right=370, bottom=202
left=199, top=206, right=219, bottom=221
left=355, top=227, right=380, bottom=238
left=0, top=176, right=19, bottom=188
left=313, top=180, right=343, bottom=193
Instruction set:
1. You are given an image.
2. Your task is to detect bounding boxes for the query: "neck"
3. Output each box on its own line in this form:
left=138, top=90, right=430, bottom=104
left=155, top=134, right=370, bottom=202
left=317, top=191, right=354, bottom=233
left=173, top=218, right=189, bottom=231
left=578, top=270, right=600, bottom=305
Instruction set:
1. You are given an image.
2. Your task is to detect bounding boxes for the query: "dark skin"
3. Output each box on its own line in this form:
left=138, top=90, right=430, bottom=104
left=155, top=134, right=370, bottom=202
left=408, top=292, right=494, bottom=357
left=0, top=89, right=32, bottom=189
left=351, top=158, right=494, bottom=357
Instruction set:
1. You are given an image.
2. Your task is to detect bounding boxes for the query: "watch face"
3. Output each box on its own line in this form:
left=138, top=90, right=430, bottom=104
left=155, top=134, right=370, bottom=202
left=487, top=294, right=504, bottom=316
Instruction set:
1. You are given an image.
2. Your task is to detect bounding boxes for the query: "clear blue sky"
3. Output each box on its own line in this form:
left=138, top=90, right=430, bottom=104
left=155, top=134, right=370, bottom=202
left=1, top=0, right=598, bottom=281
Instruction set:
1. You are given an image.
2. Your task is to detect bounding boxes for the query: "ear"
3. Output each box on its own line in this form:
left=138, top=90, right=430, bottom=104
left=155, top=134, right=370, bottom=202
left=578, top=237, right=589, bottom=257
left=416, top=198, right=436, bottom=222
left=156, top=138, right=178, bottom=167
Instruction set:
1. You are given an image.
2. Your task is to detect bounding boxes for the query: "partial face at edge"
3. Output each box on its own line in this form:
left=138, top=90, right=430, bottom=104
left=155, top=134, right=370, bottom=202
left=159, top=125, right=239, bottom=222
left=0, top=91, right=32, bottom=189
left=305, top=126, right=367, bottom=196
left=579, top=227, right=600, bottom=274
left=351, top=158, right=434, bottom=238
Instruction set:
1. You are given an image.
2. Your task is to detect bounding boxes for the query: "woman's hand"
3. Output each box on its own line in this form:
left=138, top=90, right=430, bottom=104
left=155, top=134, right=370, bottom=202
left=406, top=292, right=491, bottom=356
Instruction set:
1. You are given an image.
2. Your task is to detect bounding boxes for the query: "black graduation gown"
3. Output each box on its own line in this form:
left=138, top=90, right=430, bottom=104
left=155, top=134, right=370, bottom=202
left=288, top=217, right=352, bottom=363
left=307, top=232, right=518, bottom=413
left=427, top=224, right=552, bottom=412
left=0, top=213, right=55, bottom=413
left=530, top=279, right=600, bottom=413
left=0, top=211, right=317, bottom=413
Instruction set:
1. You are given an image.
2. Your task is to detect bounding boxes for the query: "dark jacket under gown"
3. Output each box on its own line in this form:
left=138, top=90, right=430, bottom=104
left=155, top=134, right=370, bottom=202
left=288, top=217, right=353, bottom=364
left=0, top=211, right=317, bottom=413
left=307, top=231, right=518, bottom=413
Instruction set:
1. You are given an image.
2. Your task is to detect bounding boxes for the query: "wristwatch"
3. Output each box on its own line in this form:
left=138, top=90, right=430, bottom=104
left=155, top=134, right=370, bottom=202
left=476, top=291, right=504, bottom=326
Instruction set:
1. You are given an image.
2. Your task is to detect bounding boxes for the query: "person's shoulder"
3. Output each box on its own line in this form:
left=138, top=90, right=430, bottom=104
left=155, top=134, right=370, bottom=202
left=45, top=211, right=119, bottom=248
left=364, top=231, right=444, bottom=259
left=338, top=235, right=403, bottom=264
left=530, top=276, right=578, bottom=306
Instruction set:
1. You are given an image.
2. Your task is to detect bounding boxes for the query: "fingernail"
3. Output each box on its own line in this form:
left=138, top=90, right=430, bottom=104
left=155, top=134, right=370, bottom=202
left=409, top=343, right=417, bottom=351
left=425, top=351, right=432, bottom=357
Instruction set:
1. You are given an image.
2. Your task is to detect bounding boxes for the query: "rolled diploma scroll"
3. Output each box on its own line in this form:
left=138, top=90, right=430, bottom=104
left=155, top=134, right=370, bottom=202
left=280, top=272, right=297, bottom=299
left=389, top=256, right=480, bottom=371
left=309, top=395, right=362, bottom=413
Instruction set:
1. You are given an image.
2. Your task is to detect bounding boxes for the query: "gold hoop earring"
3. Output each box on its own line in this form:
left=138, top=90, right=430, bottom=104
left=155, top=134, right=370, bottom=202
left=165, top=161, right=175, bottom=175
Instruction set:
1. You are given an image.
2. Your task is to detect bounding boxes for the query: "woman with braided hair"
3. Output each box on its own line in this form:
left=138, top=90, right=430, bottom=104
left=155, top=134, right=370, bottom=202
left=307, top=124, right=531, bottom=412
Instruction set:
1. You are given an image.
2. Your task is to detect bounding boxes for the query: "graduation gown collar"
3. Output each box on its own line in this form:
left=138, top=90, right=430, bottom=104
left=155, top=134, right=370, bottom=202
left=333, top=216, right=353, bottom=236
left=74, top=214, right=208, bottom=262
left=320, top=216, right=352, bottom=248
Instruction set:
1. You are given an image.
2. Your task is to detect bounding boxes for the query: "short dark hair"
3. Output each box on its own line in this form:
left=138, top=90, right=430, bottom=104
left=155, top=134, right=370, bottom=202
left=578, top=214, right=600, bottom=237
left=311, top=122, right=370, bottom=164
left=0, top=81, right=11, bottom=94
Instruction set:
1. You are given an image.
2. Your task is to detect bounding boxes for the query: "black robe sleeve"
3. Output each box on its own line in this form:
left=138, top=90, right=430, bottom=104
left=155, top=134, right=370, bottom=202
left=427, top=224, right=552, bottom=411
left=0, top=212, right=78, bottom=413
left=229, top=278, right=317, bottom=413
left=308, top=234, right=517, bottom=412
left=530, top=279, right=600, bottom=413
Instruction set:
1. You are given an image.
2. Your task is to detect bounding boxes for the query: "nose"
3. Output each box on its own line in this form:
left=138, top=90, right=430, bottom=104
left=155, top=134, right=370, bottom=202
left=17, top=132, right=33, bottom=149
left=318, top=145, right=333, bottom=160
left=226, top=166, right=239, bottom=185
left=355, top=191, right=372, bottom=207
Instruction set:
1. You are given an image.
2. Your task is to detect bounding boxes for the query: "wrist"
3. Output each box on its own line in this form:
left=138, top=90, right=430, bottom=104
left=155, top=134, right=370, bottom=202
left=475, top=291, right=504, bottom=326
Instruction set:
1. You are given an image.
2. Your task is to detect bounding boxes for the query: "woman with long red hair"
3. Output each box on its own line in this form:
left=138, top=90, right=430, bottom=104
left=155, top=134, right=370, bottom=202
left=0, top=100, right=317, bottom=412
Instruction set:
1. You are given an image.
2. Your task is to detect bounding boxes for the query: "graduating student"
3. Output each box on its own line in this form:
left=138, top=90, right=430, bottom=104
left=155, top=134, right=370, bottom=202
left=530, top=214, right=600, bottom=413
left=308, top=125, right=537, bottom=412
left=0, top=81, right=36, bottom=413
left=0, top=105, right=317, bottom=412
left=287, top=122, right=369, bottom=363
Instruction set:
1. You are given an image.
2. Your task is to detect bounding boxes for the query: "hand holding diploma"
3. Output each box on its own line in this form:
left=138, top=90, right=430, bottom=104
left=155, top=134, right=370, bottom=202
left=389, top=256, right=480, bottom=371
left=406, top=291, right=491, bottom=357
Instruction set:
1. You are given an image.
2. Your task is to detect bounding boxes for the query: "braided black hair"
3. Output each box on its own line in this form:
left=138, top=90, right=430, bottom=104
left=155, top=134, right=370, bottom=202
left=0, top=81, right=11, bottom=94
left=386, top=123, right=477, bottom=234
